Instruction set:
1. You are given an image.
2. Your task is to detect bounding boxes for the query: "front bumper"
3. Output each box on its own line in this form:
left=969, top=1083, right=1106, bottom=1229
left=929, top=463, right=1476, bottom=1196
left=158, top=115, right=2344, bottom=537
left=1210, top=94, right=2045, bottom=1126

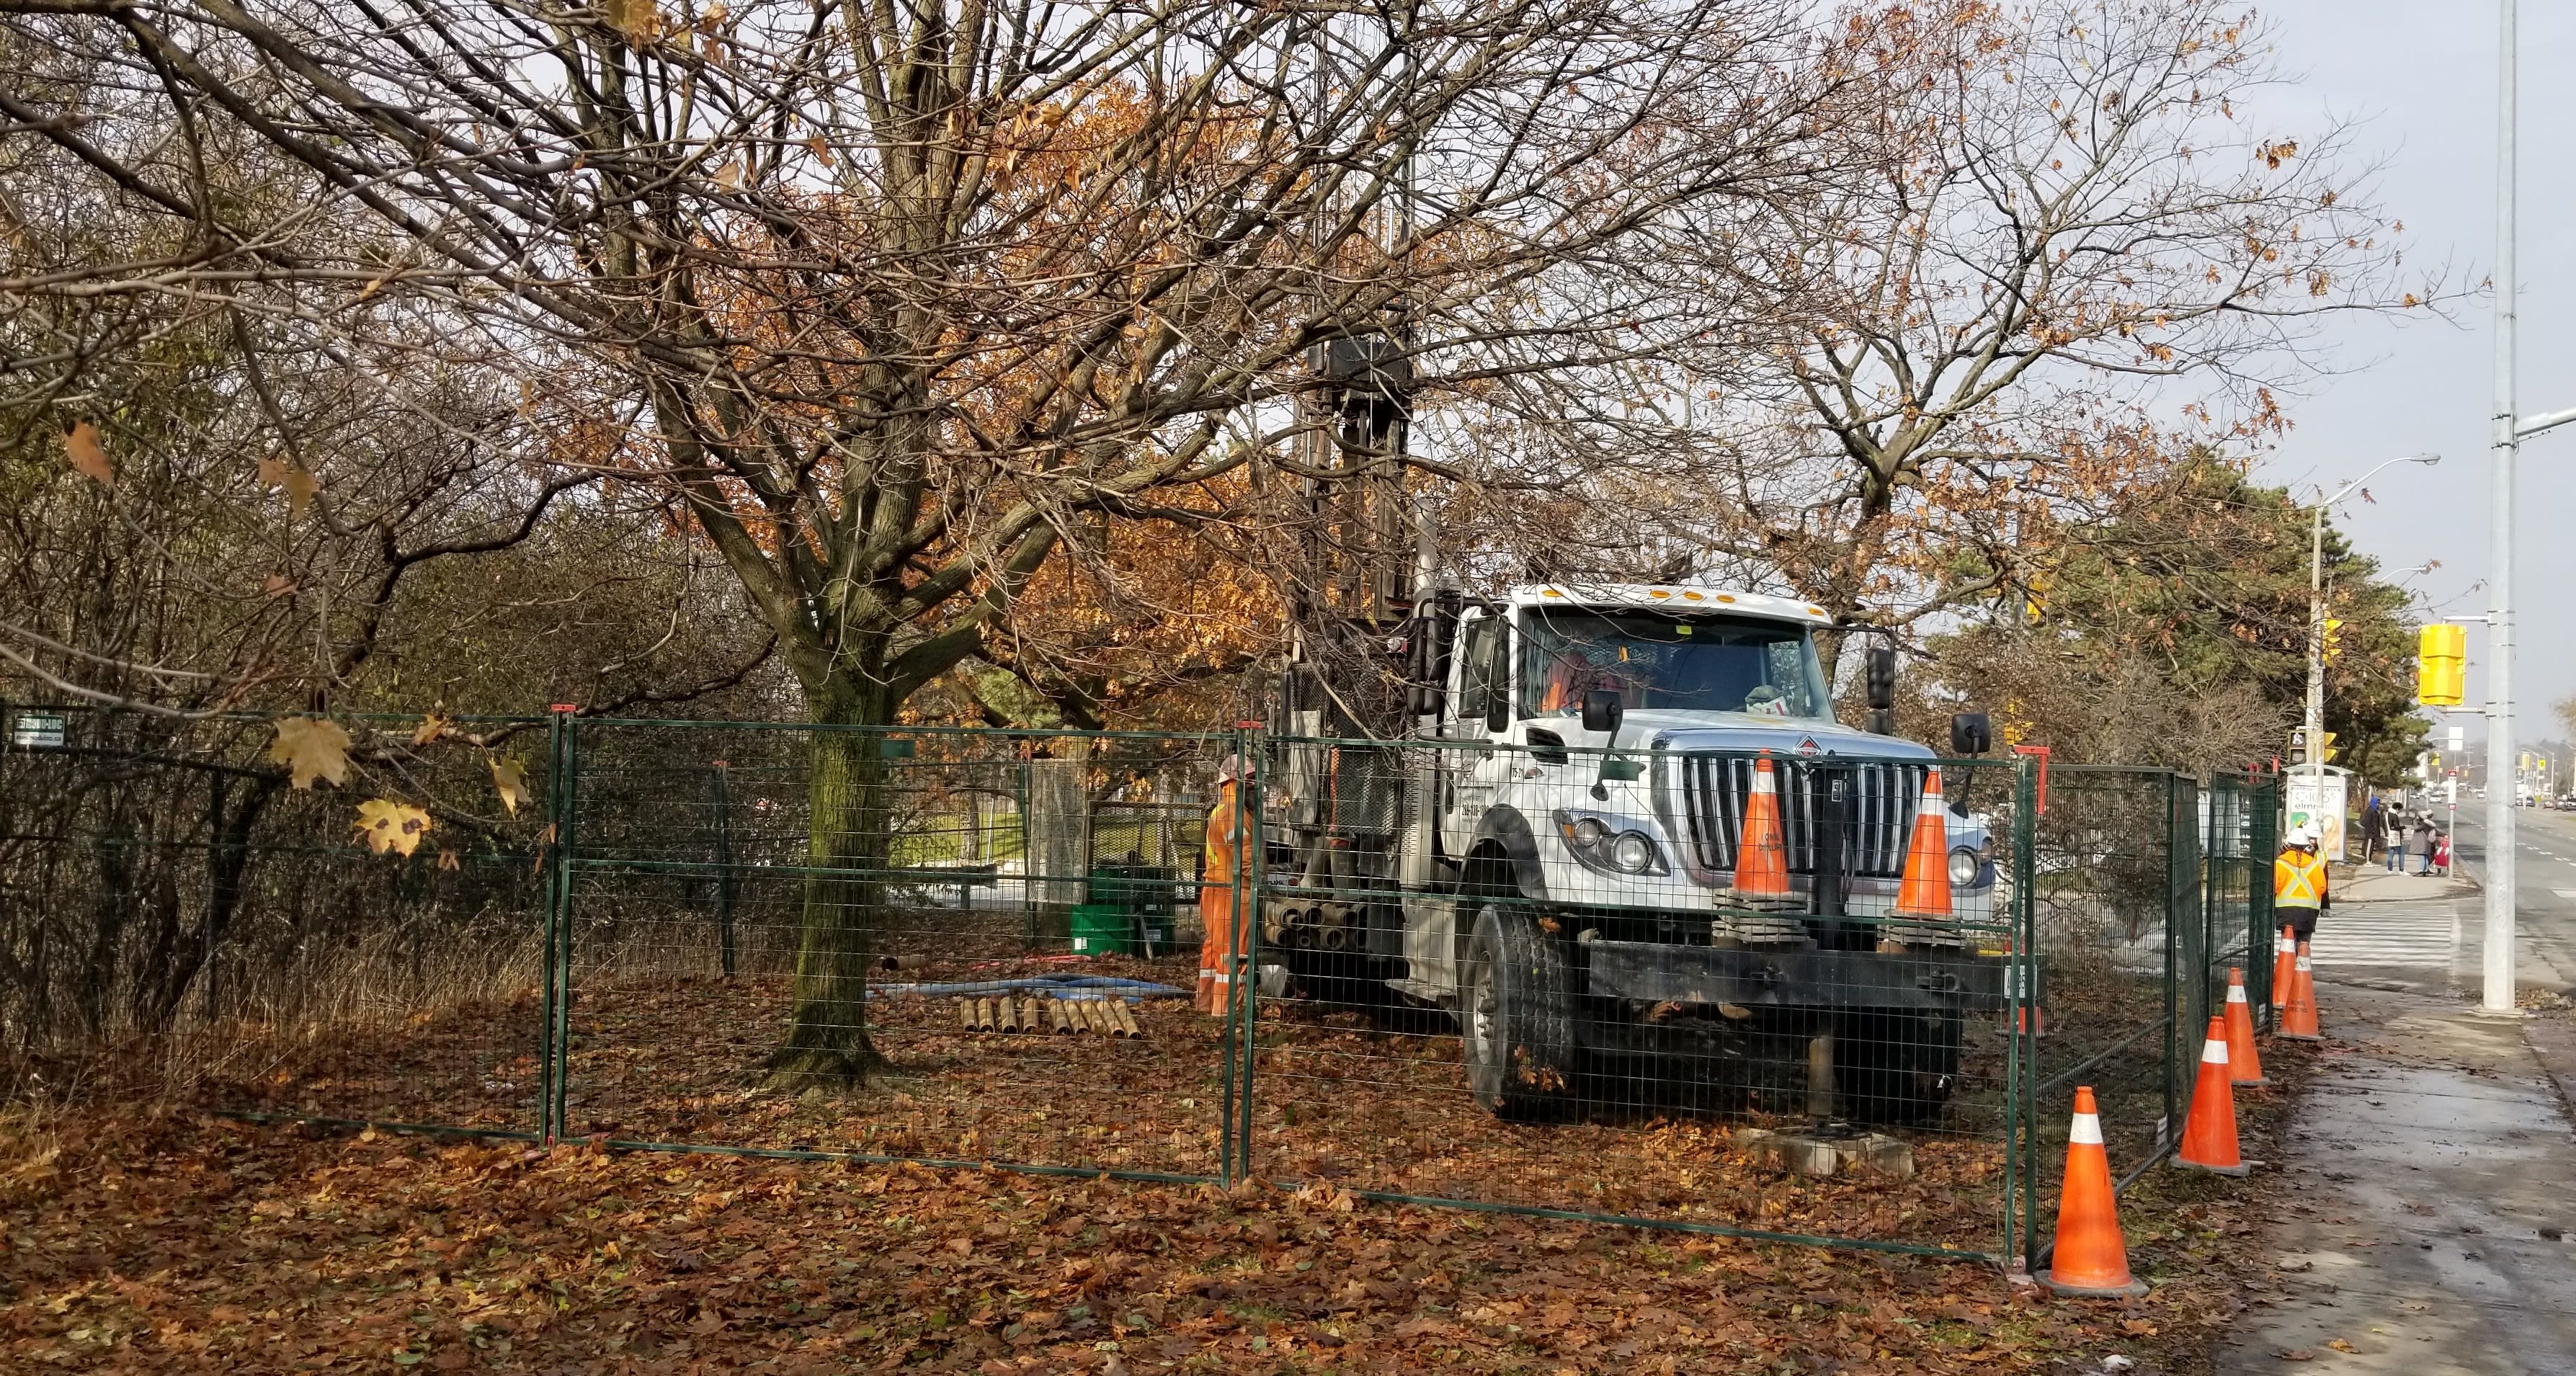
left=1582, top=939, right=2015, bottom=1013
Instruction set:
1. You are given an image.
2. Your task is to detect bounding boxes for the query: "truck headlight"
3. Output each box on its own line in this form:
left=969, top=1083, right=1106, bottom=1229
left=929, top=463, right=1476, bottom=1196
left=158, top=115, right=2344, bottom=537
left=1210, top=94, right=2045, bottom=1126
left=1554, top=810, right=1669, bottom=877
left=1948, top=846, right=1980, bottom=885
left=1611, top=832, right=1657, bottom=874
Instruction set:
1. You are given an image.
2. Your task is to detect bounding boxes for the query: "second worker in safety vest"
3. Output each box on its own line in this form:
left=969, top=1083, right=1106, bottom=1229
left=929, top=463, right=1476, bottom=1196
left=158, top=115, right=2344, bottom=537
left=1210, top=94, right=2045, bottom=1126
left=2273, top=826, right=2330, bottom=942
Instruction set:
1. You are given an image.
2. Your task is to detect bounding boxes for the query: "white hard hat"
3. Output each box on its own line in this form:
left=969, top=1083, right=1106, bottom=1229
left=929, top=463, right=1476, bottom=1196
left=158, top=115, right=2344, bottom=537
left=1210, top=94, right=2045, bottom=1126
left=2286, top=826, right=2318, bottom=848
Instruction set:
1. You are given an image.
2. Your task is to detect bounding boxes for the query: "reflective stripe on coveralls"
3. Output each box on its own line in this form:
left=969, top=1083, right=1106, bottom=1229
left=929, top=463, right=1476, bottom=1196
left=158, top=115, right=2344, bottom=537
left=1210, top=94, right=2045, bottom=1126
left=1195, top=779, right=1247, bottom=1016
left=2273, top=849, right=2326, bottom=911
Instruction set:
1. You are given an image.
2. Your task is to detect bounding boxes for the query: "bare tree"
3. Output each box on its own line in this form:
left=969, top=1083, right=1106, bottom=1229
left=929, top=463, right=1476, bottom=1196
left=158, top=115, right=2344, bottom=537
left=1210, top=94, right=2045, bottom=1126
left=1, top=0, right=1840, bottom=1081
left=1471, top=1, right=2422, bottom=668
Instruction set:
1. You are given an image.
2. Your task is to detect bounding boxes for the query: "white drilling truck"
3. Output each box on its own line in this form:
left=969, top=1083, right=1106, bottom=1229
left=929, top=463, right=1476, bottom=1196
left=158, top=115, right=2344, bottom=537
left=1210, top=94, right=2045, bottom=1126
left=1264, top=581, right=2013, bottom=1123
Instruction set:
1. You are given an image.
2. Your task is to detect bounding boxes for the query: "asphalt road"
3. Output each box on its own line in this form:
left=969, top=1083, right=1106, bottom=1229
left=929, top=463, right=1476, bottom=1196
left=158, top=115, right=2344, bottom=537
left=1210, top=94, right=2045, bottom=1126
left=2446, top=800, right=2576, bottom=992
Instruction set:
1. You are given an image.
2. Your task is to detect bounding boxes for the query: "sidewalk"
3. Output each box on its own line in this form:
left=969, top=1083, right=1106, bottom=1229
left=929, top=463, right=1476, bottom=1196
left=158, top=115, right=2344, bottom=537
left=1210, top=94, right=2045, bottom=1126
left=2332, top=864, right=2475, bottom=905
left=2212, top=984, right=2576, bottom=1372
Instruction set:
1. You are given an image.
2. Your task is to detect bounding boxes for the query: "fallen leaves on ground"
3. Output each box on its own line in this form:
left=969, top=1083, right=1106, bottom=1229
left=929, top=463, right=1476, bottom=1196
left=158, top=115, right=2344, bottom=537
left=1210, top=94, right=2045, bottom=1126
left=1, top=1107, right=2252, bottom=1374
left=0, top=943, right=2293, bottom=1372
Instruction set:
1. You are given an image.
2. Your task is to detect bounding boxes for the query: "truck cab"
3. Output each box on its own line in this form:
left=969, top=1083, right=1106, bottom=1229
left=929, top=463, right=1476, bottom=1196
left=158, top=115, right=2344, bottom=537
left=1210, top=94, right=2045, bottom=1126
left=1420, top=584, right=1993, bottom=950
left=1266, top=582, right=2010, bottom=1122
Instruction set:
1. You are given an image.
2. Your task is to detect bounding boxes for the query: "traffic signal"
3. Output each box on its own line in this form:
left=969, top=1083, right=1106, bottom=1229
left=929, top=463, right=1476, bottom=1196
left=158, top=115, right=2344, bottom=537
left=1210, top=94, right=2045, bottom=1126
left=2417, top=623, right=2466, bottom=706
left=2322, top=617, right=2345, bottom=661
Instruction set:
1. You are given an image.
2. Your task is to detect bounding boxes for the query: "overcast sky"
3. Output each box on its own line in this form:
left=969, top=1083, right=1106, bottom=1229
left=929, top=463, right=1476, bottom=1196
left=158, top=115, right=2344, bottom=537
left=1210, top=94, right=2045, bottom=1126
left=2245, top=0, right=2576, bottom=751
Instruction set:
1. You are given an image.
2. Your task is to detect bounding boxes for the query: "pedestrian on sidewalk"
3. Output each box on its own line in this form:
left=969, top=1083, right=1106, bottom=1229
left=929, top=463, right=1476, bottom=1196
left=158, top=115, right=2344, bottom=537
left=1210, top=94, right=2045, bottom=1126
left=2430, top=828, right=2452, bottom=877
left=2413, top=816, right=2438, bottom=877
left=2385, top=804, right=2407, bottom=872
left=2274, top=826, right=2329, bottom=942
left=2359, top=798, right=2386, bottom=866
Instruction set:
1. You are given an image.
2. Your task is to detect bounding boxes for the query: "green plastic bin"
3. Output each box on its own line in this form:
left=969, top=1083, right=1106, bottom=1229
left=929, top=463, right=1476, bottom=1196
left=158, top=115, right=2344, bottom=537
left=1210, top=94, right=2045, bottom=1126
left=1068, top=903, right=1136, bottom=955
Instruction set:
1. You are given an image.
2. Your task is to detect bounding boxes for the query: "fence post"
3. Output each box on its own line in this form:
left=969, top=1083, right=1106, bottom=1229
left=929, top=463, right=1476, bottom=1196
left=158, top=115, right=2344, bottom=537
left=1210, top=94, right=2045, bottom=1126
left=710, top=761, right=736, bottom=978
left=2248, top=774, right=2279, bottom=1029
left=2006, top=751, right=2040, bottom=1269
left=545, top=708, right=582, bottom=1144
left=536, top=709, right=564, bottom=1145
left=2166, top=774, right=2196, bottom=1153
left=1232, top=722, right=1267, bottom=1187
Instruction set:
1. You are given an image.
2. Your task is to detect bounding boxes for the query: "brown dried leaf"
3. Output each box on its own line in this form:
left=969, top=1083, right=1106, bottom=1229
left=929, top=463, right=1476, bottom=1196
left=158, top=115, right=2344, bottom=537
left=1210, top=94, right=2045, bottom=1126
left=269, top=717, right=352, bottom=790
left=255, top=456, right=319, bottom=517
left=490, top=756, right=528, bottom=817
left=262, top=574, right=299, bottom=598
left=601, top=0, right=656, bottom=38
left=437, top=848, right=460, bottom=872
left=282, top=465, right=318, bottom=519
left=413, top=714, right=453, bottom=746
left=354, top=798, right=434, bottom=857
left=64, top=421, right=112, bottom=486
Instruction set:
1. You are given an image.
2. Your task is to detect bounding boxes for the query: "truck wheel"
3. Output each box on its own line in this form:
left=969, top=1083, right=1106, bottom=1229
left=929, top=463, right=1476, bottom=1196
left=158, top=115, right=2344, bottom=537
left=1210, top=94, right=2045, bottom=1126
left=1835, top=1008, right=1964, bottom=1125
left=1460, top=903, right=1581, bottom=1122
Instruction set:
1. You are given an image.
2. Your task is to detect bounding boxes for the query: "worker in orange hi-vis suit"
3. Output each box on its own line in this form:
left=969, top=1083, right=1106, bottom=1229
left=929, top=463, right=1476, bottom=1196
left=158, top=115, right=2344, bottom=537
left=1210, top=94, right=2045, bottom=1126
left=1195, top=758, right=1251, bottom=1016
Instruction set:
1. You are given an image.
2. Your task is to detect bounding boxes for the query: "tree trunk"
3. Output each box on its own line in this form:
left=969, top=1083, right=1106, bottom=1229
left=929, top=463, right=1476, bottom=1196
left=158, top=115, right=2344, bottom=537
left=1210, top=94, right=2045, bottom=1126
left=762, top=682, right=896, bottom=1089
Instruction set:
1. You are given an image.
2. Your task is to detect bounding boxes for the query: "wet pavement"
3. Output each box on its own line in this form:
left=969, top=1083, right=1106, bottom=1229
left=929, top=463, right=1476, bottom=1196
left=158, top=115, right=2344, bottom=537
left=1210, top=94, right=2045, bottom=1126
left=2212, top=983, right=2576, bottom=1372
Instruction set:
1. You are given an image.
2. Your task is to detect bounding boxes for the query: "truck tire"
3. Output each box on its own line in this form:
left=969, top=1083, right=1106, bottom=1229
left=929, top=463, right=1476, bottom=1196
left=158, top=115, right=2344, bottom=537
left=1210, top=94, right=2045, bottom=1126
left=1460, top=903, right=1581, bottom=1122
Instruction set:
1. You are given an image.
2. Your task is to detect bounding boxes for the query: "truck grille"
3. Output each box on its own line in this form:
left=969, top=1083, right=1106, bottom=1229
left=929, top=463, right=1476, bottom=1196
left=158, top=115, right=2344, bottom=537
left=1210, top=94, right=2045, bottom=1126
left=1677, top=756, right=1928, bottom=879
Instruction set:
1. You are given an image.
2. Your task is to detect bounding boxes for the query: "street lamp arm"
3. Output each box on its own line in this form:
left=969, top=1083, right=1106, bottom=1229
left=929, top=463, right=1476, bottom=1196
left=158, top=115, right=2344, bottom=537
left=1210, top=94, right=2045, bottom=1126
left=2515, top=404, right=2576, bottom=439
left=2317, top=452, right=2443, bottom=510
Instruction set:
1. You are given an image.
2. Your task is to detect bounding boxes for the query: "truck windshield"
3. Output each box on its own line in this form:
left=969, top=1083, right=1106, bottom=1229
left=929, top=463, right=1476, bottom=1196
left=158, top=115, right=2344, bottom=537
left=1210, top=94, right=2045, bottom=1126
left=1520, top=608, right=1832, bottom=720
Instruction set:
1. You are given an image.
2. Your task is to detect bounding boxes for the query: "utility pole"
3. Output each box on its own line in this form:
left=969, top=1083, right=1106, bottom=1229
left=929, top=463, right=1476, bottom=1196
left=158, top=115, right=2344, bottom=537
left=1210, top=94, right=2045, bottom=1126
left=2484, top=0, right=2519, bottom=1014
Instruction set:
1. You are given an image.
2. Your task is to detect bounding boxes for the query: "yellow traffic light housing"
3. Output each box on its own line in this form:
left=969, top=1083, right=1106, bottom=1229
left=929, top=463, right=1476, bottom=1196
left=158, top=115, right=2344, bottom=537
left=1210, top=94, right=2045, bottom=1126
left=2417, top=623, right=2466, bottom=706
left=2323, top=617, right=2345, bottom=661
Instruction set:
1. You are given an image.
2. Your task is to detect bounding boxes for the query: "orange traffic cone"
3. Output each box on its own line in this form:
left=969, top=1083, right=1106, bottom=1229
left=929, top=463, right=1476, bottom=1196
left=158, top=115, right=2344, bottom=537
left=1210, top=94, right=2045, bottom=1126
left=1734, top=752, right=1791, bottom=900
left=2038, top=1086, right=2149, bottom=1298
left=2173, top=1016, right=2248, bottom=1176
left=2270, top=926, right=2296, bottom=1010
left=1892, top=767, right=1953, bottom=919
left=2222, top=968, right=2268, bottom=1087
left=2278, top=942, right=2322, bottom=1041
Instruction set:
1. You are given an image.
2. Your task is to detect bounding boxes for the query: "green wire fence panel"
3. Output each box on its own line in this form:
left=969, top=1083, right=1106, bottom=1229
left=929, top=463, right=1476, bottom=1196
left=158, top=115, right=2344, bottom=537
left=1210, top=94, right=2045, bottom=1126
left=2005, top=767, right=2193, bottom=1266
left=548, top=720, right=1245, bottom=1181
left=0, top=704, right=553, bottom=1136
left=1, top=704, right=2280, bottom=1261
left=1242, top=735, right=2036, bottom=1258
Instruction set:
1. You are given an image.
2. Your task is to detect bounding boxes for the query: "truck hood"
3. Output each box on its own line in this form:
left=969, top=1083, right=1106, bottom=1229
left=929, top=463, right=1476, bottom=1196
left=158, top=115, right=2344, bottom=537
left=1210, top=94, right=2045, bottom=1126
left=1588, top=710, right=1937, bottom=761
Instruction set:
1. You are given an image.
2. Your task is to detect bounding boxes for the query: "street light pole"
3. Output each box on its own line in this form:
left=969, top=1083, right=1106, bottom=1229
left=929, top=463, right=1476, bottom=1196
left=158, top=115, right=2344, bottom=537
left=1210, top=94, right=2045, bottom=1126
left=2304, top=455, right=2440, bottom=772
left=2484, top=0, right=2518, bottom=1014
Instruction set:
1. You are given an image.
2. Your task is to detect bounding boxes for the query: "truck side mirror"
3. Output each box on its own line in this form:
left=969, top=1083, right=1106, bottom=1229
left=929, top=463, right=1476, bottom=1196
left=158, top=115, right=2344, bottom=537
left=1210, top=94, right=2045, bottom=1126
left=1950, top=711, right=1993, bottom=756
left=1866, top=645, right=1897, bottom=712
left=1581, top=689, right=1623, bottom=735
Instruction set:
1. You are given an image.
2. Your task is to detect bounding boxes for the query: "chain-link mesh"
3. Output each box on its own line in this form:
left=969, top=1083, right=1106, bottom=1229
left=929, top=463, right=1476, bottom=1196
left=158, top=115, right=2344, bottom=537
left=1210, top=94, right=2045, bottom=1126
left=2, top=705, right=2280, bottom=1259
left=551, top=721, right=1243, bottom=1180
left=0, top=705, right=551, bottom=1133
left=1242, top=735, right=2028, bottom=1253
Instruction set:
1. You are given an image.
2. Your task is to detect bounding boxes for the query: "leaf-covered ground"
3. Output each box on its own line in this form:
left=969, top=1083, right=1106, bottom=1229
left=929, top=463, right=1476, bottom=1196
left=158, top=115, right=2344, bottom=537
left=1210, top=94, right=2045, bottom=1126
left=215, top=955, right=2082, bottom=1253
left=1, top=1074, right=2312, bottom=1374
left=4, top=947, right=2319, bottom=1372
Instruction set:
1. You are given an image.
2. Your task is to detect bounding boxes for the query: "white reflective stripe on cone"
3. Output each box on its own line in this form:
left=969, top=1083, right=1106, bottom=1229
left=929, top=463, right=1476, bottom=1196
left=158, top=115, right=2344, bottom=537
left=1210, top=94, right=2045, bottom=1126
left=2227, top=983, right=2249, bottom=1004
left=2295, top=955, right=2312, bottom=972
left=2070, top=1112, right=2104, bottom=1146
left=2201, top=1037, right=2230, bottom=1065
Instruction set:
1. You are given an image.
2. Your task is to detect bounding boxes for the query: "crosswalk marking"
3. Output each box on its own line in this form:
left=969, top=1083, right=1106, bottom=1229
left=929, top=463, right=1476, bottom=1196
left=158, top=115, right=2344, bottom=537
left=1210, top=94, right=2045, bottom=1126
left=2309, top=903, right=2457, bottom=968
left=2555, top=890, right=2576, bottom=901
